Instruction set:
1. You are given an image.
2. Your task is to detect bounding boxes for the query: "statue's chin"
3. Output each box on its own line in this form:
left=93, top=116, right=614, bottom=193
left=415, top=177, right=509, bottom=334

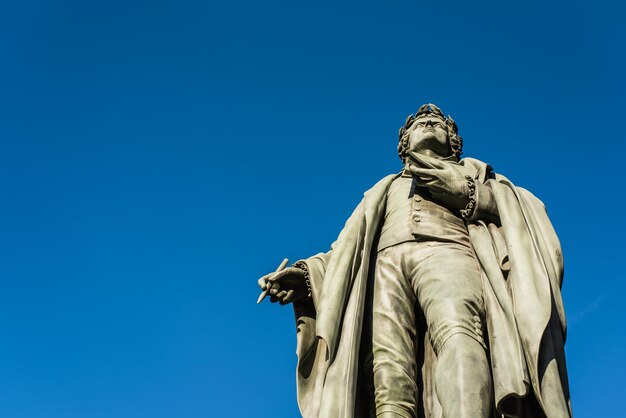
left=410, top=135, right=447, bottom=153
left=409, top=144, right=449, bottom=159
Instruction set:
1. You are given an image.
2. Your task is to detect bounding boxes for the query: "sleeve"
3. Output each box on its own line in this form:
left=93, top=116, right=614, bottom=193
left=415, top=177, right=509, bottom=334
left=470, top=180, right=500, bottom=225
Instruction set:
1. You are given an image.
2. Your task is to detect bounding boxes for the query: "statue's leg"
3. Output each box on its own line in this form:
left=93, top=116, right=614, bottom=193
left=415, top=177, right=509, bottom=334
left=412, top=242, right=493, bottom=418
left=435, top=334, right=492, bottom=418
left=367, top=243, right=420, bottom=418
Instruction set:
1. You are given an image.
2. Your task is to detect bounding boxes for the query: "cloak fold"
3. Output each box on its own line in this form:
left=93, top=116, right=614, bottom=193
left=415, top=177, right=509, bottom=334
left=292, top=158, right=571, bottom=418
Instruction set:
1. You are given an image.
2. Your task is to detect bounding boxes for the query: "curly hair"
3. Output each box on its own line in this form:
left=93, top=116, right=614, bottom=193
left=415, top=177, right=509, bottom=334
left=397, top=103, right=463, bottom=163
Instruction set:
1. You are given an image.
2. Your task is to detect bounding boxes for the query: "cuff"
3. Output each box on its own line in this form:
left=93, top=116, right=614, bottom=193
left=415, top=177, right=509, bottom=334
left=291, top=261, right=312, bottom=300
left=468, top=181, right=499, bottom=223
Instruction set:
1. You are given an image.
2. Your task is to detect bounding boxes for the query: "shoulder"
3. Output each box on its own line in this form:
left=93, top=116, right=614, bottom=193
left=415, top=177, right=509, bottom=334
left=460, top=157, right=495, bottom=182
left=363, top=174, right=399, bottom=197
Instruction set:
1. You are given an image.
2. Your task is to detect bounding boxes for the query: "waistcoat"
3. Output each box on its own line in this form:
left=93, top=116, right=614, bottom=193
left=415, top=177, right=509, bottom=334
left=376, top=174, right=470, bottom=252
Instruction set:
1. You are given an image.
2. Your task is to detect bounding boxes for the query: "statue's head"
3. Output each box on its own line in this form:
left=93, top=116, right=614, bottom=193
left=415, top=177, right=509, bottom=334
left=397, top=103, right=463, bottom=163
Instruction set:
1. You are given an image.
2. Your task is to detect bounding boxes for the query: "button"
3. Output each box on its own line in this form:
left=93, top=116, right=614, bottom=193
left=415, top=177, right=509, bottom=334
left=413, top=207, right=421, bottom=211
left=413, top=216, right=421, bottom=222
left=414, top=196, right=422, bottom=202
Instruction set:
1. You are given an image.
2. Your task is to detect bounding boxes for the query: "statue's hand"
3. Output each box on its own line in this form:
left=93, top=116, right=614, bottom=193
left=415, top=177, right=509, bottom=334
left=257, top=267, right=308, bottom=305
left=407, top=152, right=476, bottom=211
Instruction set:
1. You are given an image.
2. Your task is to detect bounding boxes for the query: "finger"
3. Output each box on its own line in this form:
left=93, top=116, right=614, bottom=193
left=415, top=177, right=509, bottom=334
left=270, top=295, right=278, bottom=303
left=258, top=277, right=266, bottom=289
left=408, top=164, right=438, bottom=178
left=283, top=289, right=295, bottom=303
left=422, top=178, right=443, bottom=189
left=415, top=179, right=443, bottom=191
left=268, top=268, right=293, bottom=283
left=413, top=174, right=444, bottom=190
left=413, top=173, right=437, bottom=182
left=409, top=152, right=445, bottom=169
left=276, top=290, right=288, bottom=300
left=408, top=163, right=438, bottom=174
left=269, top=282, right=280, bottom=295
left=258, top=272, right=276, bottom=288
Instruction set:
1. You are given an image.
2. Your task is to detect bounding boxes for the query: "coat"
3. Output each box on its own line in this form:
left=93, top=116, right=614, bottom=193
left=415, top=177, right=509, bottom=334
left=291, top=158, right=572, bottom=418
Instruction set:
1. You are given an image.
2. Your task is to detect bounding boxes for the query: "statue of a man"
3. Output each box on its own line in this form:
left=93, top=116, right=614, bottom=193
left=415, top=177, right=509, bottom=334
left=258, top=104, right=571, bottom=418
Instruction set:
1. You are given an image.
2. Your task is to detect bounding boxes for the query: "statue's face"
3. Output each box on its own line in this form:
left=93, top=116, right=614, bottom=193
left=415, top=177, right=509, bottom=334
left=408, top=116, right=450, bottom=158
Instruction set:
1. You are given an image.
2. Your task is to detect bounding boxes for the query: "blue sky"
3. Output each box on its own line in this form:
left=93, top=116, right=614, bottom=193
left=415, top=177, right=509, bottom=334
left=0, top=0, right=624, bottom=417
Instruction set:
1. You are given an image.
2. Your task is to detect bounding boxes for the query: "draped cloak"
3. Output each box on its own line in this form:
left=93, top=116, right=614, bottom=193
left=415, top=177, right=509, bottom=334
left=292, top=158, right=572, bottom=418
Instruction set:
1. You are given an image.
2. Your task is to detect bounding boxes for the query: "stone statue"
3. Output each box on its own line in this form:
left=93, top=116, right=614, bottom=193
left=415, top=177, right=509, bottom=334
left=257, top=104, right=571, bottom=418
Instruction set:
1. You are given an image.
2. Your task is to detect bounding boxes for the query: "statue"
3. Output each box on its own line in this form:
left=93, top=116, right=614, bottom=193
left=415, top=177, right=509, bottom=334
left=257, top=104, right=572, bottom=418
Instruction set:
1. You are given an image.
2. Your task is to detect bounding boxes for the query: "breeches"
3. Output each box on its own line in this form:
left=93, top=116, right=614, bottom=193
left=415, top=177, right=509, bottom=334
left=365, top=240, right=486, bottom=418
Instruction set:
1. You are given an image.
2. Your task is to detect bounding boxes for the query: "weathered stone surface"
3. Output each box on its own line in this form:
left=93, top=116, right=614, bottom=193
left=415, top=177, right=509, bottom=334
left=257, top=104, right=571, bottom=418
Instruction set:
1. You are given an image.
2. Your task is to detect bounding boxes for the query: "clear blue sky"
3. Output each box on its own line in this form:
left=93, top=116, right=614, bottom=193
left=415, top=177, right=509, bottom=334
left=0, top=0, right=624, bottom=417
